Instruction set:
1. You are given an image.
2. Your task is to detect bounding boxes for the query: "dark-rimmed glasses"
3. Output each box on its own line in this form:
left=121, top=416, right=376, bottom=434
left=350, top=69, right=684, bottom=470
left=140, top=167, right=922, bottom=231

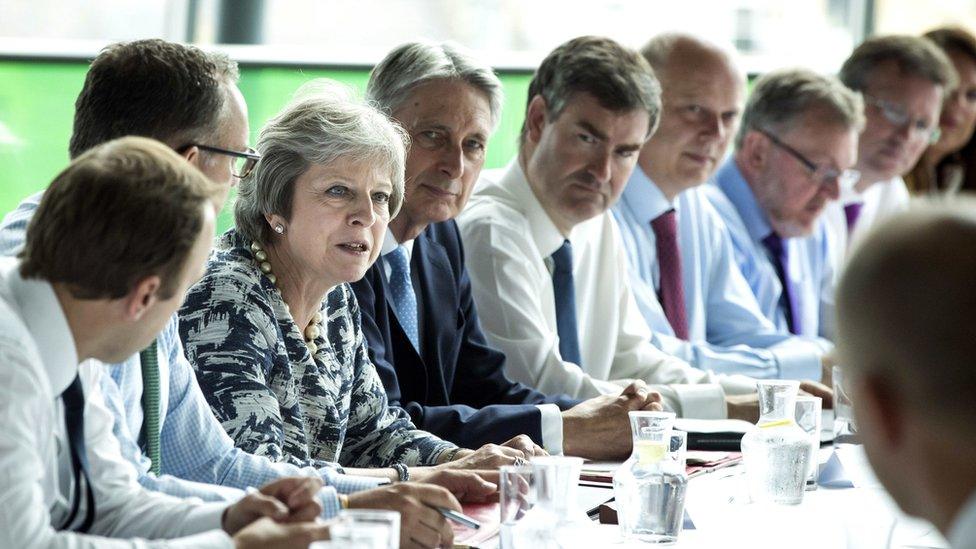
left=755, top=128, right=860, bottom=190
left=178, top=143, right=261, bottom=179
left=863, top=94, right=942, bottom=145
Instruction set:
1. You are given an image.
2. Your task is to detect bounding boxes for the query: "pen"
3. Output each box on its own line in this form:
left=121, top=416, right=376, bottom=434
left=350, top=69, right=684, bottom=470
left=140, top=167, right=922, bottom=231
left=426, top=504, right=481, bottom=530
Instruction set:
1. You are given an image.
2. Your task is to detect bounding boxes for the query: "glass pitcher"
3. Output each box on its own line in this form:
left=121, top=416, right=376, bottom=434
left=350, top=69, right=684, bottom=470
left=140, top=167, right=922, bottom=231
left=613, top=411, right=688, bottom=544
left=741, top=380, right=811, bottom=505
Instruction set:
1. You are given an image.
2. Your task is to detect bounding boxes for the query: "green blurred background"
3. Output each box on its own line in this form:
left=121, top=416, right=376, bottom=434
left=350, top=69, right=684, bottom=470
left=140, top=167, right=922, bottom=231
left=0, top=60, right=532, bottom=231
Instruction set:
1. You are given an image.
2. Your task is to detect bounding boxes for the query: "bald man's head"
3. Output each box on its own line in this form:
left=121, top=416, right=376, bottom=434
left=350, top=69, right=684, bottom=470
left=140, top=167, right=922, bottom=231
left=637, top=34, right=746, bottom=198
left=837, top=202, right=976, bottom=425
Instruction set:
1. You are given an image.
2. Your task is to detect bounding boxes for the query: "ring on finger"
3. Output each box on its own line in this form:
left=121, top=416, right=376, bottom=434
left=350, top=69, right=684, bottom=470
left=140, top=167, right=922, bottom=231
left=513, top=456, right=527, bottom=467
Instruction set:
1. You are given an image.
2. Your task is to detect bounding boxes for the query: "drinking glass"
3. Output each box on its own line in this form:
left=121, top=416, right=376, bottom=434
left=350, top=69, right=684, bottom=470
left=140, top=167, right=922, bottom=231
left=330, top=509, right=399, bottom=549
left=833, top=365, right=859, bottom=446
left=499, top=465, right=535, bottom=549
left=794, top=395, right=822, bottom=490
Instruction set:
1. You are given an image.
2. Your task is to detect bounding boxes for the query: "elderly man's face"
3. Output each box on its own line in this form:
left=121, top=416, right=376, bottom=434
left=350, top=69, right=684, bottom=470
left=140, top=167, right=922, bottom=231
left=750, top=113, right=858, bottom=238
left=857, top=61, right=943, bottom=185
left=392, top=79, right=492, bottom=228
left=197, top=83, right=250, bottom=209
left=283, top=158, right=393, bottom=288
left=644, top=54, right=744, bottom=191
left=524, top=92, right=650, bottom=235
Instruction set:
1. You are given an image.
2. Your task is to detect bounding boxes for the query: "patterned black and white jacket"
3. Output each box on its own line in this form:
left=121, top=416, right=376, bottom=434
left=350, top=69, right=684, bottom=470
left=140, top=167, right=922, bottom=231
left=179, top=230, right=457, bottom=468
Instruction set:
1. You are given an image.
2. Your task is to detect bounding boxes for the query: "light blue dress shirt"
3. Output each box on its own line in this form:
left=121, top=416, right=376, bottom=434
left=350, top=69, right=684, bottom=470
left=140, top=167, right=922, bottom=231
left=704, top=160, right=838, bottom=343
left=0, top=191, right=383, bottom=518
left=612, top=167, right=825, bottom=381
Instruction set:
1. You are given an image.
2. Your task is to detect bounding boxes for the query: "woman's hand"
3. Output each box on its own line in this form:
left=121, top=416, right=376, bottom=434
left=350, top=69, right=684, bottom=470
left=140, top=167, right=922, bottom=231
left=439, top=435, right=547, bottom=470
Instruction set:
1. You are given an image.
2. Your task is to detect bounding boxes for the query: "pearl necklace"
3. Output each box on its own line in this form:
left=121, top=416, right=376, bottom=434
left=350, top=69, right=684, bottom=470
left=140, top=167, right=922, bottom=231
left=250, top=241, right=324, bottom=354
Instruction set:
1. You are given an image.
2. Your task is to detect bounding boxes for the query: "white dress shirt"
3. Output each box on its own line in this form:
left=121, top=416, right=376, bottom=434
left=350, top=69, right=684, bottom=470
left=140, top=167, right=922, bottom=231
left=379, top=229, right=565, bottom=453
left=457, top=162, right=758, bottom=419
left=613, top=167, right=827, bottom=381
left=0, top=257, right=233, bottom=548
left=949, top=489, right=976, bottom=549
left=823, top=176, right=911, bottom=268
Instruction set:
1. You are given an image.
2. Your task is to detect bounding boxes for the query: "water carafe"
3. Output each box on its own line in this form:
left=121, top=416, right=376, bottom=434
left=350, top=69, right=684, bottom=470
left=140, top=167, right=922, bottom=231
left=741, top=380, right=811, bottom=505
left=612, top=411, right=688, bottom=544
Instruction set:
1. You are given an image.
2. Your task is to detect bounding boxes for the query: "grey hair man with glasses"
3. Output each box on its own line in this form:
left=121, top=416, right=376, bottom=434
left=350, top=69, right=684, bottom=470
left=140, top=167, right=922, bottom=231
left=824, top=35, right=956, bottom=258
left=704, top=68, right=864, bottom=347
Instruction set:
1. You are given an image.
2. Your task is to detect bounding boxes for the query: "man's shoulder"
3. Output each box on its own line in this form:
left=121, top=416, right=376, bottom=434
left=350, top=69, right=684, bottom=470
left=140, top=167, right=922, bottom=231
left=0, top=190, right=45, bottom=257
left=458, top=190, right=532, bottom=246
left=0, top=288, right=49, bottom=399
left=700, top=184, right=747, bottom=237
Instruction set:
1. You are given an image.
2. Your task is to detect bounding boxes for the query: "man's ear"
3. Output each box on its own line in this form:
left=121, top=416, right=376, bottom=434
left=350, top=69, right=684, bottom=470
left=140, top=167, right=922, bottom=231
left=180, top=145, right=203, bottom=170
left=857, top=372, right=906, bottom=450
left=739, top=130, right=769, bottom=174
left=124, top=276, right=162, bottom=321
left=525, top=95, right=549, bottom=144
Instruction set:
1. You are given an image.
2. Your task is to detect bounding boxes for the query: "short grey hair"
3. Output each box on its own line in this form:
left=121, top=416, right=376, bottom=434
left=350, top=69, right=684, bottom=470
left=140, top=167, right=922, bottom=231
left=736, top=68, right=865, bottom=149
left=235, top=79, right=408, bottom=244
left=840, top=35, right=957, bottom=93
left=366, top=41, right=504, bottom=130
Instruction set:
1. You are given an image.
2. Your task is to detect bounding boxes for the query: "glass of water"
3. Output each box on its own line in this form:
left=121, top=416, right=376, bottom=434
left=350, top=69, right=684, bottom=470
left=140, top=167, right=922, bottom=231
left=330, top=509, right=400, bottom=549
left=794, top=395, right=822, bottom=490
left=499, top=465, right=535, bottom=549
left=833, top=365, right=858, bottom=446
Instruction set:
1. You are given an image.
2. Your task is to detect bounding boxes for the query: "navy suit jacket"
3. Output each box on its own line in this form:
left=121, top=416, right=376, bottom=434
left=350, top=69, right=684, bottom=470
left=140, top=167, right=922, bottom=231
left=351, top=220, right=581, bottom=448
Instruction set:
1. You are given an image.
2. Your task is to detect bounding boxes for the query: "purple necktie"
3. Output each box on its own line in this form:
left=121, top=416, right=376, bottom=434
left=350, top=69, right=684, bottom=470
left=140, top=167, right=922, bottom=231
left=761, top=233, right=802, bottom=335
left=843, top=202, right=863, bottom=234
left=651, top=209, right=690, bottom=340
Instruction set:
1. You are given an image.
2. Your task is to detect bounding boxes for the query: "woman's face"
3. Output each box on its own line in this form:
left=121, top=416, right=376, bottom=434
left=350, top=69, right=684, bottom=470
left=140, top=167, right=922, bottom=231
left=937, top=49, right=976, bottom=155
left=282, top=158, right=394, bottom=288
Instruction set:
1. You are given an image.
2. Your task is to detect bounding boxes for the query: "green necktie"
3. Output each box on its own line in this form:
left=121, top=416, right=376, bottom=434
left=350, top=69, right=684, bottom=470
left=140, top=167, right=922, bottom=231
left=139, top=339, right=162, bottom=475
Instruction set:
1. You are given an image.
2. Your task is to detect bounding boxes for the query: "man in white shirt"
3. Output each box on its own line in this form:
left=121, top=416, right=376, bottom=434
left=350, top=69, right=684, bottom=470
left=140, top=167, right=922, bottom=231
left=835, top=203, right=976, bottom=549
left=458, top=36, right=829, bottom=420
left=825, top=35, right=955, bottom=261
left=612, top=33, right=832, bottom=382
left=0, top=136, right=329, bottom=547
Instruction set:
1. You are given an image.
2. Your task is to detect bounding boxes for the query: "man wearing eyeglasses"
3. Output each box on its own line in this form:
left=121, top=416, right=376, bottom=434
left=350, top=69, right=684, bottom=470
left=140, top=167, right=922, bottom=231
left=824, top=35, right=956, bottom=258
left=611, top=35, right=834, bottom=383
left=704, top=68, right=864, bottom=344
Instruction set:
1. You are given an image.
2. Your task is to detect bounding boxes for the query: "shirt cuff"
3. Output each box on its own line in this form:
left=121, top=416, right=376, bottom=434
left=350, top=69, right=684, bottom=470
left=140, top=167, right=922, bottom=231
left=535, top=404, right=564, bottom=455
left=319, top=486, right=343, bottom=520
left=771, top=345, right=822, bottom=381
left=321, top=469, right=386, bottom=494
left=166, top=531, right=234, bottom=548
left=175, top=501, right=231, bottom=538
left=665, top=384, right=728, bottom=419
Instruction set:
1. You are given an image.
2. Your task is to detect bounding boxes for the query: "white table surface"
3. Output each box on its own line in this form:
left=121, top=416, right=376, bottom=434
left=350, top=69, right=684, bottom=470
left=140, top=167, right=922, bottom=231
left=487, top=445, right=947, bottom=549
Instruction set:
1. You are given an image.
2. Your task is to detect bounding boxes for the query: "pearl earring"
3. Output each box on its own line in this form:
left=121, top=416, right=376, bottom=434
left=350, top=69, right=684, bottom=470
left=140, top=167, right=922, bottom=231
left=274, top=224, right=284, bottom=234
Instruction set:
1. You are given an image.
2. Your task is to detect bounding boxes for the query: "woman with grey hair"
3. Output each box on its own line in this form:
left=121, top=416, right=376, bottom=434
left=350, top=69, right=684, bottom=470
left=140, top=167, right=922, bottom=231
left=179, top=80, right=515, bottom=483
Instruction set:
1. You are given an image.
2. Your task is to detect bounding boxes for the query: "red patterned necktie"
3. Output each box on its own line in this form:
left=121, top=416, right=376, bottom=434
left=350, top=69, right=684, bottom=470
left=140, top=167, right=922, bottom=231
left=651, top=209, right=690, bottom=340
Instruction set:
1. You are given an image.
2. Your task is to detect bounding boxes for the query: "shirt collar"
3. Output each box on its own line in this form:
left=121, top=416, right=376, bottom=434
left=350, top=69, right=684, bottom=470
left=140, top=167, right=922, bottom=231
left=499, top=160, right=568, bottom=258
left=716, top=159, right=773, bottom=242
left=381, top=227, right=415, bottom=261
left=4, top=259, right=79, bottom=395
left=949, top=488, right=976, bottom=548
left=620, top=165, right=675, bottom=225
